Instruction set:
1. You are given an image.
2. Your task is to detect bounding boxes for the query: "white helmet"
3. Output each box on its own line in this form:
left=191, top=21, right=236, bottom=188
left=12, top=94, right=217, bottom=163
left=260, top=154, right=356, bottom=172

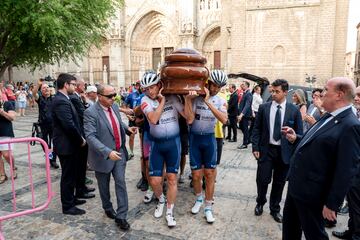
left=209, top=70, right=227, bottom=87
left=140, top=72, right=160, bottom=88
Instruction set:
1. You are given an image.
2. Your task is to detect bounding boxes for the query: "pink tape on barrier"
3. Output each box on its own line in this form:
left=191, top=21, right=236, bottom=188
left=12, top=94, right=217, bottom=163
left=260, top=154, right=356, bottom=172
left=0, top=137, right=53, bottom=239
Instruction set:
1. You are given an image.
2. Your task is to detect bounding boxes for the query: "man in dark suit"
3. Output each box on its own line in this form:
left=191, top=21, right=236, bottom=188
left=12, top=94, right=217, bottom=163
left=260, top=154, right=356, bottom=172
left=52, top=73, right=87, bottom=215
left=69, top=77, right=95, bottom=200
left=252, top=79, right=303, bottom=223
left=84, top=84, right=137, bottom=231
left=227, top=84, right=238, bottom=142
left=238, top=81, right=253, bottom=149
left=282, top=77, right=360, bottom=240
left=332, top=85, right=360, bottom=240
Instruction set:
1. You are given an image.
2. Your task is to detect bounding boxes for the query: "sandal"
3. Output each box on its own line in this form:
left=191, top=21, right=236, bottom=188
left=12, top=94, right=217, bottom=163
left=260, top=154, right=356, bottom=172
left=0, top=174, right=7, bottom=184
left=12, top=169, right=17, bottom=179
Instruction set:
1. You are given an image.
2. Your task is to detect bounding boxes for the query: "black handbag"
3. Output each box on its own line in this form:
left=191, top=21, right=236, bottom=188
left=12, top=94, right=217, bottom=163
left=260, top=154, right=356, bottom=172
left=30, top=122, right=42, bottom=146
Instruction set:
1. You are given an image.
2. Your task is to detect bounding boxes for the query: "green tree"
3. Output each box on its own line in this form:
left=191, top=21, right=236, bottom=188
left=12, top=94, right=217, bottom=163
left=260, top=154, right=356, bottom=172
left=0, top=0, right=123, bottom=78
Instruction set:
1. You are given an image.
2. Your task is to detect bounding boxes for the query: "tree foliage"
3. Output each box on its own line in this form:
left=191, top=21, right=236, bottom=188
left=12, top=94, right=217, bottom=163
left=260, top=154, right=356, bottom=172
left=0, top=0, right=123, bottom=77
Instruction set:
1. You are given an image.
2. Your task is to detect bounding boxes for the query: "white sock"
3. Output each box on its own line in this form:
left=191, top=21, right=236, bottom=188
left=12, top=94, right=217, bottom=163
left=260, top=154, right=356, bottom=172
left=158, top=193, right=165, bottom=203
left=166, top=204, right=174, bottom=215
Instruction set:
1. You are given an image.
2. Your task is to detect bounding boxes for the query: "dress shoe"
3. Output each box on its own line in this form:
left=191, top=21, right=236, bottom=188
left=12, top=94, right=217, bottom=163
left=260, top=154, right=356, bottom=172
left=270, top=212, right=283, bottom=223
left=237, top=144, right=248, bottom=149
left=74, top=199, right=86, bottom=206
left=228, top=139, right=237, bottom=142
left=225, top=136, right=230, bottom=140
left=84, top=187, right=95, bottom=193
left=325, top=219, right=337, bottom=228
left=254, top=204, right=263, bottom=216
left=105, top=209, right=116, bottom=219
left=76, top=193, right=95, bottom=199
left=50, top=161, right=59, bottom=169
left=332, top=230, right=352, bottom=239
left=139, top=179, right=148, bottom=192
left=63, top=206, right=86, bottom=215
left=115, top=219, right=130, bottom=231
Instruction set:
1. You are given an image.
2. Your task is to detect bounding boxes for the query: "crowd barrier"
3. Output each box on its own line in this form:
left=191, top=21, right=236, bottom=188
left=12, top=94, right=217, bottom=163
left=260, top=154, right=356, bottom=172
left=0, top=137, right=53, bottom=240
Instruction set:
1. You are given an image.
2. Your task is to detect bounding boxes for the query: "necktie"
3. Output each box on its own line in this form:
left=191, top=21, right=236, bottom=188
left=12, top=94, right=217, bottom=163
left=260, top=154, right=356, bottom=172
left=108, top=107, right=121, bottom=151
left=299, top=112, right=332, bottom=147
left=273, top=105, right=282, bottom=141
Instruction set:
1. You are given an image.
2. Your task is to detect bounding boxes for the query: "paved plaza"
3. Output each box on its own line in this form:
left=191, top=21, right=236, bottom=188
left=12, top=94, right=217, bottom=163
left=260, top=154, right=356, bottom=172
left=0, top=108, right=348, bottom=239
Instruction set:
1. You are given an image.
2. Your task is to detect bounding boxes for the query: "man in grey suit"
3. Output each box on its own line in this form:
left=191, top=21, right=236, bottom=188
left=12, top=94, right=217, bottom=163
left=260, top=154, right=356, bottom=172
left=84, top=84, right=137, bottom=231
left=303, top=88, right=323, bottom=132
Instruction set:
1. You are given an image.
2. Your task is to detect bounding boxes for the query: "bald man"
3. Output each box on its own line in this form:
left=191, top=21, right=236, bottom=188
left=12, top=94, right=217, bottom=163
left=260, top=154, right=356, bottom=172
left=332, top=85, right=360, bottom=240
left=282, top=78, right=360, bottom=239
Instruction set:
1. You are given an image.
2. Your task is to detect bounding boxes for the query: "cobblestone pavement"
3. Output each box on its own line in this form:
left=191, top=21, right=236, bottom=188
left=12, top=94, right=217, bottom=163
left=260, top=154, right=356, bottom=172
left=0, top=108, right=348, bottom=239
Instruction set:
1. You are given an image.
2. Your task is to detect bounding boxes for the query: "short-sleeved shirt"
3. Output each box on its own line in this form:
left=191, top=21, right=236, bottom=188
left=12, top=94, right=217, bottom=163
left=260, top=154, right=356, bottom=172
left=17, top=90, right=27, bottom=102
left=125, top=91, right=142, bottom=109
left=0, top=101, right=15, bottom=137
left=141, top=95, right=184, bottom=139
left=190, top=95, right=227, bottom=135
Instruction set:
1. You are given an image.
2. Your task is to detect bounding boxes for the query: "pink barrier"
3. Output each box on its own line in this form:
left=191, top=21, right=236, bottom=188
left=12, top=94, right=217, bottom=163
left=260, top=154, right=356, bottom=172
left=0, top=137, right=54, bottom=240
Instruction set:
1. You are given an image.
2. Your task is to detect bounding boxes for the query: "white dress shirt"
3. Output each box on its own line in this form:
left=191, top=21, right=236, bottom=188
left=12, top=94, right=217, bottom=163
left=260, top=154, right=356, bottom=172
left=269, top=100, right=287, bottom=145
left=252, top=92, right=263, bottom=112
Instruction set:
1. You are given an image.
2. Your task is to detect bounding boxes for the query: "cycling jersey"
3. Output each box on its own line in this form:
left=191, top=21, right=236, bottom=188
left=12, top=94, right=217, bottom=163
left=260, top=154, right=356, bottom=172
left=190, top=95, right=227, bottom=135
left=141, top=95, right=184, bottom=140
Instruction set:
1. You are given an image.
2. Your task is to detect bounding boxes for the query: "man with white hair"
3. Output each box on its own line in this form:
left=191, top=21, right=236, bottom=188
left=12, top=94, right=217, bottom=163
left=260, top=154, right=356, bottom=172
left=282, top=77, right=360, bottom=239
left=86, top=86, right=98, bottom=106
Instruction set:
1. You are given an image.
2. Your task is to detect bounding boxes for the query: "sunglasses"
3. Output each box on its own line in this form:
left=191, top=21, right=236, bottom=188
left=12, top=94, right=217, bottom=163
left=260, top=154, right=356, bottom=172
left=100, top=93, right=117, bottom=99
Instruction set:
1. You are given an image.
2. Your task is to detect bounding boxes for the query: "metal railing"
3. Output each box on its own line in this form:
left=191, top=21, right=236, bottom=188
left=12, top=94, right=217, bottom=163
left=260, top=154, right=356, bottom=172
left=0, top=137, right=53, bottom=240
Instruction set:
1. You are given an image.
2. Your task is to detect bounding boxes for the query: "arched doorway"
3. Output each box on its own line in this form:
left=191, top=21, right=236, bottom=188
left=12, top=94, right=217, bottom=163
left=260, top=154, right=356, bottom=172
left=129, top=11, right=177, bottom=83
left=202, top=26, right=221, bottom=70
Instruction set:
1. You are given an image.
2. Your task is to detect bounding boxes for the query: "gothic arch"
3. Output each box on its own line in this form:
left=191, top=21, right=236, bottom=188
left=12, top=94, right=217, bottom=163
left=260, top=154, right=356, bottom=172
left=198, top=23, right=221, bottom=50
left=200, top=25, right=221, bottom=69
left=125, top=10, right=177, bottom=81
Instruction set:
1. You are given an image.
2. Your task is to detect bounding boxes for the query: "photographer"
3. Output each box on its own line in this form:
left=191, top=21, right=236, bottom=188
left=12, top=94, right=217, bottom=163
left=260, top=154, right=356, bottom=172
left=33, top=78, right=59, bottom=169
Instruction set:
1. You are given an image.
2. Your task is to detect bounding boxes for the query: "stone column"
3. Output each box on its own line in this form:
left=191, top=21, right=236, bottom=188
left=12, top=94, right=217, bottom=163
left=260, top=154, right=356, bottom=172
left=178, top=0, right=197, bottom=48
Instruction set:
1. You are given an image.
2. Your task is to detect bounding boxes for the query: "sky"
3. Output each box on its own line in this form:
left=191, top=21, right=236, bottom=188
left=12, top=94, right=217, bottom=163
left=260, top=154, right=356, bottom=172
left=347, top=0, right=360, bottom=52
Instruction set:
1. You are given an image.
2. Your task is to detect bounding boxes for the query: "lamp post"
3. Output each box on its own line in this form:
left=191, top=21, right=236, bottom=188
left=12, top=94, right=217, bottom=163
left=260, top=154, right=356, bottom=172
left=305, top=73, right=316, bottom=88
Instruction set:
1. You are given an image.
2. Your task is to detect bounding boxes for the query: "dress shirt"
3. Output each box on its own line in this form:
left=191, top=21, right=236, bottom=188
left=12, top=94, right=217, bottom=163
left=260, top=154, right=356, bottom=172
left=252, top=92, right=263, bottom=112
left=269, top=100, right=287, bottom=145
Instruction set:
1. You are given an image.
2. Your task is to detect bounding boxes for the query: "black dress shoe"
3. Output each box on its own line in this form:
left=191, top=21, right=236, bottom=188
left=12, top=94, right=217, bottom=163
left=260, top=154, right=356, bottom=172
left=50, top=161, right=59, bottom=169
left=74, top=199, right=86, bottom=205
left=63, top=206, right=86, bottom=215
left=254, top=204, right=263, bottom=216
left=270, top=212, right=283, bottom=223
left=105, top=209, right=116, bottom=219
left=332, top=230, right=352, bottom=239
left=84, top=187, right=95, bottom=193
left=325, top=218, right=337, bottom=228
left=139, top=180, right=148, bottom=192
left=237, top=144, right=248, bottom=149
left=115, top=219, right=130, bottom=231
left=228, top=139, right=237, bottom=142
left=76, top=193, right=95, bottom=199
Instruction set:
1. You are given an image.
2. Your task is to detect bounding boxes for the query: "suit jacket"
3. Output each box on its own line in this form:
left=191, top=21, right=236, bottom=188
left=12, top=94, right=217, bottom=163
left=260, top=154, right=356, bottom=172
left=84, top=102, right=129, bottom=174
left=303, top=103, right=321, bottom=132
left=238, top=89, right=253, bottom=117
left=227, top=91, right=239, bottom=117
left=288, top=107, right=360, bottom=211
left=252, top=101, right=303, bottom=164
left=69, top=93, right=86, bottom=135
left=52, top=92, right=84, bottom=155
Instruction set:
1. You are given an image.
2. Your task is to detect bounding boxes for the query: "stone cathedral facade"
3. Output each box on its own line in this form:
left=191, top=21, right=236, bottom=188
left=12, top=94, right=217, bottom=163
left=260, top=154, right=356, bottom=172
left=8, top=0, right=349, bottom=87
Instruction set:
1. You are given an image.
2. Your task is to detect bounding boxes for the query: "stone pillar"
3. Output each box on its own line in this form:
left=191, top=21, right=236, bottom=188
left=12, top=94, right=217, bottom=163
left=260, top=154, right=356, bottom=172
left=178, top=0, right=197, bottom=48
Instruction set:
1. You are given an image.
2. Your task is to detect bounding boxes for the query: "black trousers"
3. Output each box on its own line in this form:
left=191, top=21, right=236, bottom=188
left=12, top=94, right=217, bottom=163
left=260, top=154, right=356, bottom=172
left=216, top=138, right=223, bottom=165
left=75, top=144, right=88, bottom=196
left=239, top=117, right=250, bottom=145
left=227, top=116, right=237, bottom=141
left=283, top=193, right=329, bottom=240
left=40, top=124, right=57, bottom=162
left=256, top=144, right=288, bottom=213
left=58, top=153, right=79, bottom=211
left=348, top=185, right=360, bottom=239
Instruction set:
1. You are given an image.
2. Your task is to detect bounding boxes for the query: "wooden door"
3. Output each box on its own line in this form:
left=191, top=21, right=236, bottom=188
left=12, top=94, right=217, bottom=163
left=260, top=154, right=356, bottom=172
left=214, top=51, right=221, bottom=69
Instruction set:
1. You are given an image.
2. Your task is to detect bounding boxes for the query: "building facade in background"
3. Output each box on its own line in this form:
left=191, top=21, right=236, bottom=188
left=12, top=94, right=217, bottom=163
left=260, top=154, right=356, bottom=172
left=355, top=22, right=360, bottom=86
left=3, top=0, right=350, bottom=88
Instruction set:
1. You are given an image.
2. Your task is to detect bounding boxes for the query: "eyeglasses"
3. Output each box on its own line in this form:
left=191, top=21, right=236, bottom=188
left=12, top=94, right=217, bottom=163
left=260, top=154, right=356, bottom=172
left=100, top=93, right=117, bottom=99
